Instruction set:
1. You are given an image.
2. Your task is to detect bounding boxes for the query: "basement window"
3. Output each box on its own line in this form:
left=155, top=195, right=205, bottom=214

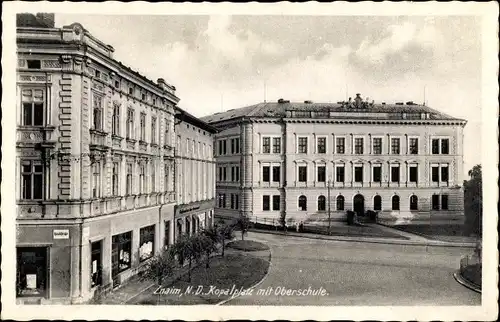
left=27, top=60, right=41, bottom=69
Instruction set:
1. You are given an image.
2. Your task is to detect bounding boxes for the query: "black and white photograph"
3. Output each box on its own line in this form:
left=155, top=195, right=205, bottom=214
left=1, top=2, right=498, bottom=321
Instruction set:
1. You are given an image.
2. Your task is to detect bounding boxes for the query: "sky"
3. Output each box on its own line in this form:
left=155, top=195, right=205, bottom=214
left=55, top=14, right=482, bottom=175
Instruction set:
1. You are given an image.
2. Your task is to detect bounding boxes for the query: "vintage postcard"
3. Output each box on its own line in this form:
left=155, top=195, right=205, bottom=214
left=1, top=1, right=498, bottom=321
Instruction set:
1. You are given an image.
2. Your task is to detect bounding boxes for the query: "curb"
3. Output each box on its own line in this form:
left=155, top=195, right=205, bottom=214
left=250, top=228, right=476, bottom=248
left=216, top=245, right=273, bottom=306
left=453, top=271, right=481, bottom=293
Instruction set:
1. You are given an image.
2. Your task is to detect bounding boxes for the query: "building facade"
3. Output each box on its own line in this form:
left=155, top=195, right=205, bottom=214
left=16, top=14, right=179, bottom=303
left=173, top=109, right=218, bottom=241
left=202, top=96, right=467, bottom=227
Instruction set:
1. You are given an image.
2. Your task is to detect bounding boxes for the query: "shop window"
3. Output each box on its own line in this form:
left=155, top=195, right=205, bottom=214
left=112, top=231, right=132, bottom=277
left=17, top=247, right=48, bottom=298
left=139, top=225, right=155, bottom=261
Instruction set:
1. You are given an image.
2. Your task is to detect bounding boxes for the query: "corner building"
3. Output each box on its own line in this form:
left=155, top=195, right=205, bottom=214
left=202, top=97, right=467, bottom=227
left=173, top=109, right=218, bottom=241
left=16, top=15, right=178, bottom=303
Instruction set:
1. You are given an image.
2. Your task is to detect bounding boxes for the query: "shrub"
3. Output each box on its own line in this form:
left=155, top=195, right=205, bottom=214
left=366, top=210, right=378, bottom=222
left=346, top=210, right=355, bottom=225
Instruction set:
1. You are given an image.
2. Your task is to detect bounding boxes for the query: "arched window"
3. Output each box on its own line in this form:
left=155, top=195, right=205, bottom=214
left=317, top=195, right=326, bottom=211
left=374, top=195, right=382, bottom=211
left=392, top=195, right=400, bottom=211
left=336, top=195, right=345, bottom=211
left=298, top=195, right=307, bottom=211
left=410, top=195, right=418, bottom=210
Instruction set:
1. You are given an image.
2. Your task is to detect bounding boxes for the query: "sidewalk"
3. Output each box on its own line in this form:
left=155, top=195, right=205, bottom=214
left=250, top=225, right=476, bottom=248
left=92, top=275, right=156, bottom=304
left=94, top=251, right=221, bottom=305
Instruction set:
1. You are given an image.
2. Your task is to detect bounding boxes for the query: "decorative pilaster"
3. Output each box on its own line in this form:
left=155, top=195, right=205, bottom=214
left=241, top=120, right=254, bottom=218
left=57, top=72, right=73, bottom=198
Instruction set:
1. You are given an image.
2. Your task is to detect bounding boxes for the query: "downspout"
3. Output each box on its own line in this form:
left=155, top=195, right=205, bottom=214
left=79, top=221, right=83, bottom=299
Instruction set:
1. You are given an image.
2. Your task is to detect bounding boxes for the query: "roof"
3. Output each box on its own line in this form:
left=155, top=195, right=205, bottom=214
left=175, top=107, right=219, bottom=133
left=200, top=101, right=465, bottom=124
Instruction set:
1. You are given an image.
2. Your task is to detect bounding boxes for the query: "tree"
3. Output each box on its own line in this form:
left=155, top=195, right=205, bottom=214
left=170, top=234, right=191, bottom=279
left=216, top=220, right=234, bottom=257
left=198, top=234, right=217, bottom=268
left=141, top=247, right=176, bottom=285
left=463, top=164, right=482, bottom=236
left=203, top=226, right=223, bottom=254
left=235, top=215, right=251, bottom=240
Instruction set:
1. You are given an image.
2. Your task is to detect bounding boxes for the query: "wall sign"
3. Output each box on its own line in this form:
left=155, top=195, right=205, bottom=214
left=53, top=229, right=70, bottom=240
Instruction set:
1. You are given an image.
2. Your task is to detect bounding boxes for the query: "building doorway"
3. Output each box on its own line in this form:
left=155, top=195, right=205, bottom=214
left=353, top=194, right=365, bottom=217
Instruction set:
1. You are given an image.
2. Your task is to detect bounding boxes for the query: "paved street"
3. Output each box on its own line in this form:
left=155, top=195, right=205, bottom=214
left=225, top=232, right=481, bottom=306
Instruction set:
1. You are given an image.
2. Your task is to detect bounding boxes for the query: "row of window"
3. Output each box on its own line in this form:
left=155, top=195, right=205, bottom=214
left=214, top=193, right=450, bottom=212
left=217, top=193, right=240, bottom=209
left=181, top=136, right=212, bottom=160
left=21, top=59, right=172, bottom=106
left=217, top=138, right=240, bottom=156
left=217, top=166, right=240, bottom=182
left=20, top=159, right=173, bottom=200
left=292, top=164, right=448, bottom=184
left=278, top=194, right=449, bottom=212
left=215, top=163, right=450, bottom=185
left=108, top=101, right=171, bottom=146
left=256, top=136, right=451, bottom=156
left=105, top=161, right=173, bottom=198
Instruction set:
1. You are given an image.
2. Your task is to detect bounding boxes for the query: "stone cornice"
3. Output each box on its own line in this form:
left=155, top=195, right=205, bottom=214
left=17, top=33, right=180, bottom=107
left=210, top=116, right=466, bottom=127
left=281, top=118, right=466, bottom=127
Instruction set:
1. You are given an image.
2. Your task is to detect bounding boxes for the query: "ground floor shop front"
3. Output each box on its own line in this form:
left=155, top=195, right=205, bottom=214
left=16, top=204, right=175, bottom=304
left=173, top=199, right=215, bottom=241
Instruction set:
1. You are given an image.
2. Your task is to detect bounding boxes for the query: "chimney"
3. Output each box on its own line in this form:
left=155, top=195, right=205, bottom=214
left=35, top=13, right=55, bottom=28
left=157, top=78, right=167, bottom=90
